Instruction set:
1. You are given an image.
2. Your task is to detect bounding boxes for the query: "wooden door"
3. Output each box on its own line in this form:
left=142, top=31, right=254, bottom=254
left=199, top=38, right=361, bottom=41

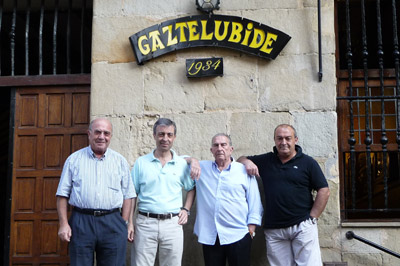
left=9, top=86, right=90, bottom=266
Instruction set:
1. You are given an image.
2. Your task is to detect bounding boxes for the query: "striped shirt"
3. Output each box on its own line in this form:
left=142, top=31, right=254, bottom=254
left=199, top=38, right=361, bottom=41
left=56, top=146, right=136, bottom=210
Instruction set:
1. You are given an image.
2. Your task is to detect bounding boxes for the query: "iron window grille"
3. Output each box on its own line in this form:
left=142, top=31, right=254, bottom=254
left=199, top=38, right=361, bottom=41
left=0, top=0, right=92, bottom=76
left=336, top=0, right=400, bottom=221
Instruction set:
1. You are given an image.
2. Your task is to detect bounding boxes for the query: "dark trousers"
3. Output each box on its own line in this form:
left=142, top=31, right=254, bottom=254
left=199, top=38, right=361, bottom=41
left=202, top=234, right=252, bottom=266
left=68, top=210, right=127, bottom=266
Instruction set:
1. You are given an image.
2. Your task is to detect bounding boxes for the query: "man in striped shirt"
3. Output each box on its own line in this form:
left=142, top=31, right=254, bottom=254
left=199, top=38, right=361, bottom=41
left=56, top=117, right=136, bottom=266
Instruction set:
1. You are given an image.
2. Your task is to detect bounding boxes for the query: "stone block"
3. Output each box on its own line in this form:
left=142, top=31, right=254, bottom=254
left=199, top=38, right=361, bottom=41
left=342, top=253, right=382, bottom=266
left=142, top=62, right=205, bottom=113
left=230, top=112, right=291, bottom=156
left=292, top=112, right=337, bottom=157
left=325, top=157, right=339, bottom=180
left=321, top=248, right=343, bottom=265
left=164, top=113, right=230, bottom=160
left=225, top=0, right=298, bottom=10
left=203, top=56, right=258, bottom=111
left=319, top=225, right=340, bottom=248
left=92, top=16, right=162, bottom=63
left=92, top=16, right=133, bottom=63
left=96, top=115, right=137, bottom=162
left=258, top=54, right=336, bottom=112
left=382, top=254, right=400, bottom=266
left=243, top=7, right=335, bottom=56
left=319, top=179, right=340, bottom=225
left=94, top=0, right=196, bottom=17
left=91, top=62, right=144, bottom=116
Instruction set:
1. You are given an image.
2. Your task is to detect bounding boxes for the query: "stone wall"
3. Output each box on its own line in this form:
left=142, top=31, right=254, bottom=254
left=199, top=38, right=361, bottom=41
left=91, top=0, right=400, bottom=265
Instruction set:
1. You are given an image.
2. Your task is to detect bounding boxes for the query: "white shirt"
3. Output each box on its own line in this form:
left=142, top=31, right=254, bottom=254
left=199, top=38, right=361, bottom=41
left=194, top=160, right=263, bottom=245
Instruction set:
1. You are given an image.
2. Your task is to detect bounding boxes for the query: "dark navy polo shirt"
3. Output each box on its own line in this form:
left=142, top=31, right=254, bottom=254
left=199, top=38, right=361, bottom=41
left=248, top=145, right=329, bottom=229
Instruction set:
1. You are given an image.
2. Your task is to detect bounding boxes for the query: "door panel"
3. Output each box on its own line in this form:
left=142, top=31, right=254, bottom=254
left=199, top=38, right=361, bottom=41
left=10, top=86, right=90, bottom=266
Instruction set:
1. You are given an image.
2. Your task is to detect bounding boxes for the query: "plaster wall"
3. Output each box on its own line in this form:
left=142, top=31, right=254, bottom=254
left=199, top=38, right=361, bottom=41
left=91, top=0, right=400, bottom=265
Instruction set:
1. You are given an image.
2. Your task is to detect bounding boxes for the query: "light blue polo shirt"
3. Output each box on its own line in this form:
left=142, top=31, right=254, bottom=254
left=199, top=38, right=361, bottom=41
left=131, top=149, right=195, bottom=214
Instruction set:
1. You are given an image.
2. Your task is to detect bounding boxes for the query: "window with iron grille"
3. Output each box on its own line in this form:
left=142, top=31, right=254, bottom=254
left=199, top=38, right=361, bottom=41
left=336, top=0, right=400, bottom=221
left=0, top=0, right=92, bottom=76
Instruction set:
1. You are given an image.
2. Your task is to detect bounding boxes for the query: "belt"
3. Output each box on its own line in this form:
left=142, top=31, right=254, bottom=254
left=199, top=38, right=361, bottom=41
left=73, top=207, right=120, bottom=216
left=138, top=211, right=178, bottom=220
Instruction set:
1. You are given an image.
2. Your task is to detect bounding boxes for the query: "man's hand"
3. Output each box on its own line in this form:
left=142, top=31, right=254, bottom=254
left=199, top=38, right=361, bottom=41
left=310, top=187, right=330, bottom=219
left=127, top=222, right=135, bottom=242
left=57, top=197, right=71, bottom=242
left=58, top=223, right=72, bottom=242
left=189, top=158, right=201, bottom=180
left=237, top=156, right=259, bottom=177
left=184, top=157, right=201, bottom=180
left=248, top=224, right=256, bottom=239
left=178, top=209, right=189, bottom=225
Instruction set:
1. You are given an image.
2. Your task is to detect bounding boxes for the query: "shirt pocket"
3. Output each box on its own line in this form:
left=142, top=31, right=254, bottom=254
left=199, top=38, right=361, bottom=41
left=107, top=167, right=122, bottom=193
left=71, top=165, right=82, bottom=188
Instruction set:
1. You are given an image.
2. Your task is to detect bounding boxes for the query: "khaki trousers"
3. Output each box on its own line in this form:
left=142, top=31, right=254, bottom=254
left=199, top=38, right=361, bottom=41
left=132, top=214, right=183, bottom=266
left=264, top=219, right=323, bottom=266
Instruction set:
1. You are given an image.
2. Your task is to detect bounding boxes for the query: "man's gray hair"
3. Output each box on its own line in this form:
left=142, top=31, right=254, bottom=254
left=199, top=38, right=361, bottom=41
left=153, top=118, right=177, bottom=135
left=88, top=117, right=113, bottom=132
left=211, top=133, right=232, bottom=146
left=274, top=124, right=297, bottom=138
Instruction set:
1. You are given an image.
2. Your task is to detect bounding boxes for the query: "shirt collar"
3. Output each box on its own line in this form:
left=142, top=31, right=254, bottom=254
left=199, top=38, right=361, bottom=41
left=87, top=146, right=108, bottom=160
left=151, top=149, right=177, bottom=164
left=212, top=157, right=233, bottom=172
left=272, top=145, right=302, bottom=162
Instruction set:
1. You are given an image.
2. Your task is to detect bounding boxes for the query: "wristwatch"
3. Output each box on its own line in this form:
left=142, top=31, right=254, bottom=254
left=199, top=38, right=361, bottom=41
left=124, top=220, right=129, bottom=225
left=310, top=216, right=318, bottom=224
left=180, top=207, right=190, bottom=216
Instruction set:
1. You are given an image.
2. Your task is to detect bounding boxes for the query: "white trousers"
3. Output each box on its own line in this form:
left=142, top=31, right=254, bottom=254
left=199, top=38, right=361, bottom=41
left=264, top=219, right=323, bottom=266
left=132, top=214, right=183, bottom=266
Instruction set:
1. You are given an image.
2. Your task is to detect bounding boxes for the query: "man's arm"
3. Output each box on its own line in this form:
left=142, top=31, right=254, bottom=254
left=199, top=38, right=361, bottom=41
left=245, top=173, right=263, bottom=238
left=57, top=196, right=71, bottom=242
left=121, top=198, right=133, bottom=222
left=127, top=197, right=136, bottom=242
left=237, top=156, right=259, bottom=177
left=310, top=187, right=330, bottom=219
left=178, top=188, right=196, bottom=225
left=183, top=157, right=201, bottom=180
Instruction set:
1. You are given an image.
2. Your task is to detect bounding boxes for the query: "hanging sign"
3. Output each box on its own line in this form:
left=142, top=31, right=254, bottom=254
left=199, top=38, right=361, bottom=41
left=129, top=14, right=291, bottom=65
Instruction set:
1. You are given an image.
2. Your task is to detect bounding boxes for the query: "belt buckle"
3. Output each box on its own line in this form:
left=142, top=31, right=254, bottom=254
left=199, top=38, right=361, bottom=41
left=158, top=214, right=165, bottom=220
left=94, top=210, right=102, bottom=216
